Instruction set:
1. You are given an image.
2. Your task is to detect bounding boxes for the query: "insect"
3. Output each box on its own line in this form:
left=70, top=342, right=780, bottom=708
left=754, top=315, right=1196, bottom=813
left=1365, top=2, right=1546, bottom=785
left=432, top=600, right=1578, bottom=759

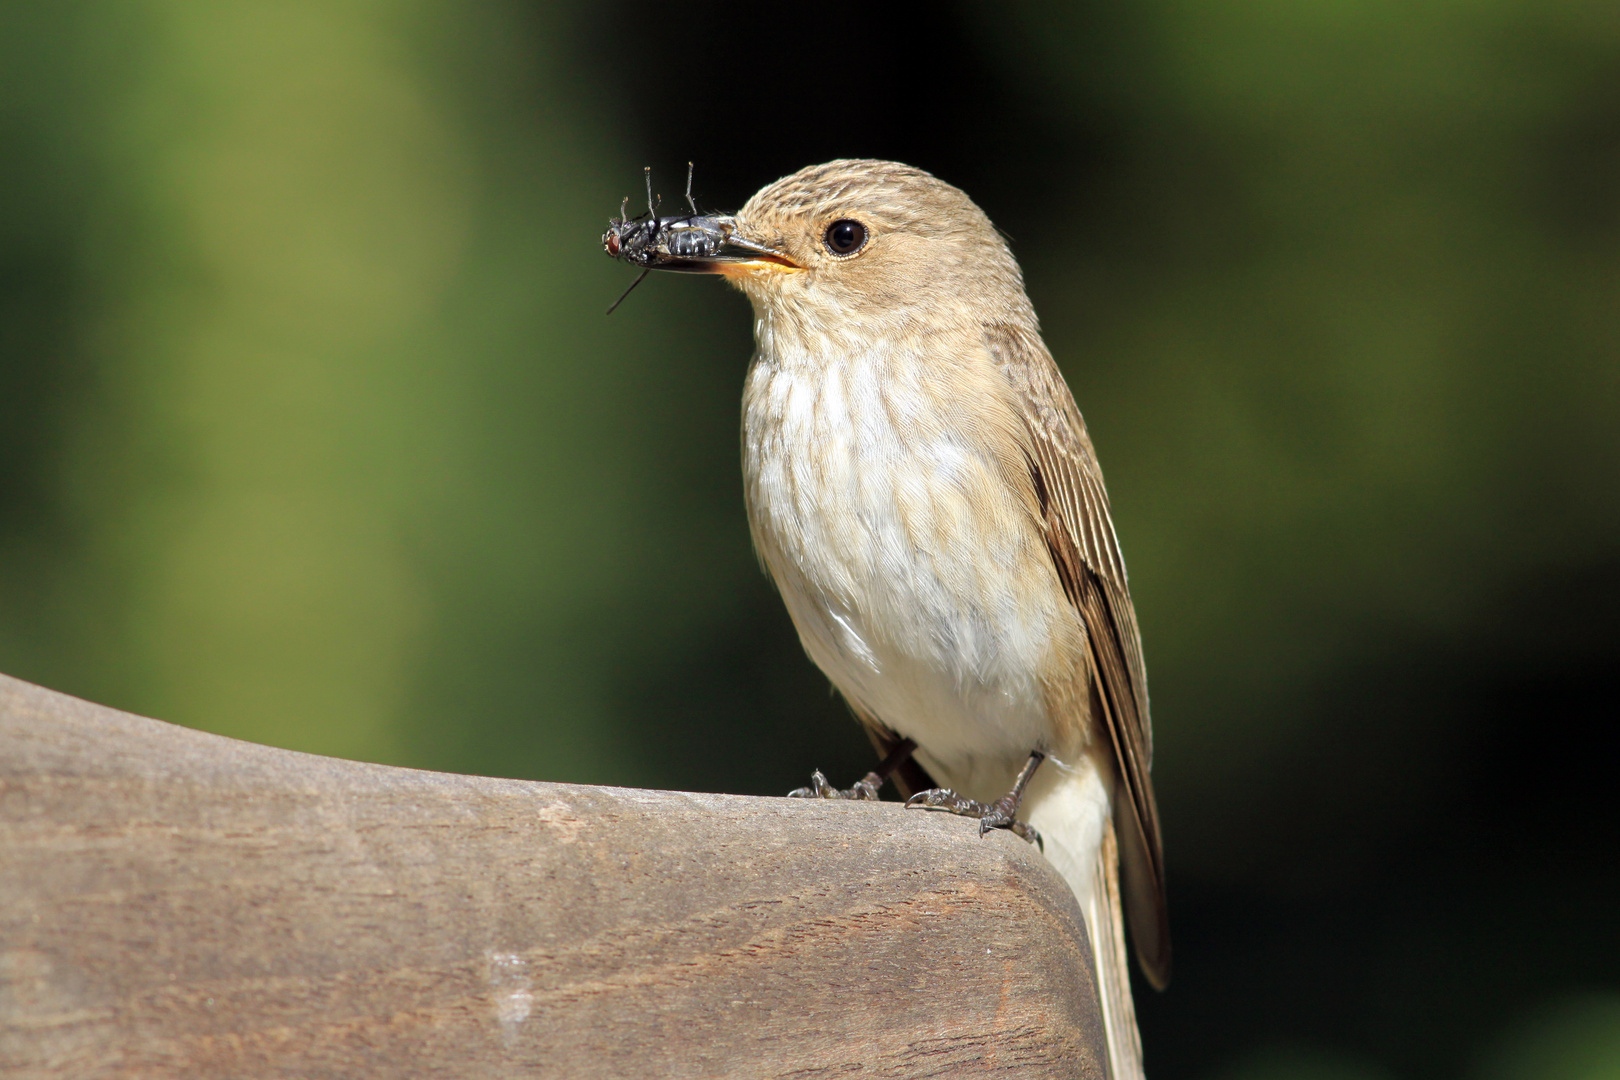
left=603, top=164, right=702, bottom=313
left=602, top=163, right=787, bottom=313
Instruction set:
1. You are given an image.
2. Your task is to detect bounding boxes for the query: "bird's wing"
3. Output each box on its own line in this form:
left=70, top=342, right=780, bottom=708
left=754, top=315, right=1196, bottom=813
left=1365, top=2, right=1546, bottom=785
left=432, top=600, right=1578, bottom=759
left=985, top=322, right=1172, bottom=990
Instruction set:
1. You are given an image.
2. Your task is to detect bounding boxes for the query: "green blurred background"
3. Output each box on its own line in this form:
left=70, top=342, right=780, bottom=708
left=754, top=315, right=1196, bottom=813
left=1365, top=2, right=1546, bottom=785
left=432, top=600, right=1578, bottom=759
left=3, top=2, right=1617, bottom=1077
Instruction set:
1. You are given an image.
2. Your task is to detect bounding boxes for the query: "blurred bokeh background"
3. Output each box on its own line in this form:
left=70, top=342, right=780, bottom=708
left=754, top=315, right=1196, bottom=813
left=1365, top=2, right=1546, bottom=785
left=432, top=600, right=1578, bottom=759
left=3, top=1, right=1617, bottom=1076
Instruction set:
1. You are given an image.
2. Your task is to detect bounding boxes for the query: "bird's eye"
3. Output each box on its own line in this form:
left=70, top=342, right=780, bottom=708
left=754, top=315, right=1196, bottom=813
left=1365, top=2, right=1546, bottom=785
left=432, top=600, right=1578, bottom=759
left=824, top=219, right=868, bottom=256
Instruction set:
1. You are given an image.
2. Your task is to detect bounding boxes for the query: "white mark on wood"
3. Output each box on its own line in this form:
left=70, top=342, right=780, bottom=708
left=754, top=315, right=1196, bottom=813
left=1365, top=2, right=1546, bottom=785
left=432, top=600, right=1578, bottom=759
left=532, top=800, right=585, bottom=844
left=488, top=951, right=534, bottom=1044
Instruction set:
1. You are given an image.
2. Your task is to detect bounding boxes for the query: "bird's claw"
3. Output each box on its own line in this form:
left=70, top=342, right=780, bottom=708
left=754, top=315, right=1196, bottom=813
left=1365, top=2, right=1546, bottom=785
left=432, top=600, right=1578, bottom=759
left=905, top=787, right=1042, bottom=847
left=905, top=787, right=987, bottom=814
left=787, top=769, right=839, bottom=799
left=788, top=769, right=882, bottom=801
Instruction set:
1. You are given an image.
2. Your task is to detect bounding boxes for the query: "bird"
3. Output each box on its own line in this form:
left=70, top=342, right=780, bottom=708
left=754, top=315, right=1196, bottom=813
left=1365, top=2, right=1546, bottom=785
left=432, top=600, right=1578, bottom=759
left=604, top=159, right=1169, bottom=1078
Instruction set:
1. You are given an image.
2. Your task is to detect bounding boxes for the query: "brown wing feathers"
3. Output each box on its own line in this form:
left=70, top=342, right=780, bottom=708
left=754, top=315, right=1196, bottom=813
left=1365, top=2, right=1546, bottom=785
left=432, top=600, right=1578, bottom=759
left=987, top=323, right=1172, bottom=990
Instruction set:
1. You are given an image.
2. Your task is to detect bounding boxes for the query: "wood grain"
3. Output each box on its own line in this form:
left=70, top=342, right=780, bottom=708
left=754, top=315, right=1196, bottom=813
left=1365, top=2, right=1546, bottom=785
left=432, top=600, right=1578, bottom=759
left=0, top=673, right=1107, bottom=1079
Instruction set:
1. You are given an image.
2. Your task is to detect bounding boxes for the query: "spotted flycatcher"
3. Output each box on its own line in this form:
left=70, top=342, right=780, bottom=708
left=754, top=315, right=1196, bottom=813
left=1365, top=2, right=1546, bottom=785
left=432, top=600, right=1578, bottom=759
left=606, top=160, right=1169, bottom=1078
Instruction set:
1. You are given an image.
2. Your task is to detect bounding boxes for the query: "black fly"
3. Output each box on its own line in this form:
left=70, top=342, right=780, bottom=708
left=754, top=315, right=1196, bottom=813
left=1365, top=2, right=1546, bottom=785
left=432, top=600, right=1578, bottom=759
left=603, top=163, right=731, bottom=313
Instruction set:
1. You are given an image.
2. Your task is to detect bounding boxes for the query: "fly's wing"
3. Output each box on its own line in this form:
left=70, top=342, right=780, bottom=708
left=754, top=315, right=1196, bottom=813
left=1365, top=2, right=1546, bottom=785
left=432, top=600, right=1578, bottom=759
left=985, top=322, right=1172, bottom=990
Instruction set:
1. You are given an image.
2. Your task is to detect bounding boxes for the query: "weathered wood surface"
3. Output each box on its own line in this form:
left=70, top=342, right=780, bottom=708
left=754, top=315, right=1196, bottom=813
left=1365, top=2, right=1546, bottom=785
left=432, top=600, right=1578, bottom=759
left=0, top=672, right=1105, bottom=1079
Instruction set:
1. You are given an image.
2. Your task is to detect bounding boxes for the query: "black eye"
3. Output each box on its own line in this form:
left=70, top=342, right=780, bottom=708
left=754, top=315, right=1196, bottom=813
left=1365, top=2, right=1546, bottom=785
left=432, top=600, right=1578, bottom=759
left=824, top=219, right=867, bottom=256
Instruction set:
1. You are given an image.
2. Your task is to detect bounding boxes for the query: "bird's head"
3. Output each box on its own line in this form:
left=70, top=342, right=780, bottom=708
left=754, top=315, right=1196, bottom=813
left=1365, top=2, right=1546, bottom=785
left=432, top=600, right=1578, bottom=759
left=605, top=160, right=1035, bottom=339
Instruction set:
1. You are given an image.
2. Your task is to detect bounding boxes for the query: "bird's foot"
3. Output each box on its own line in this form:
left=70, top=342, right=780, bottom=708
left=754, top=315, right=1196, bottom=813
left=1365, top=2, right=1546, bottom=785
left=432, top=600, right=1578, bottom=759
left=905, top=787, right=1042, bottom=847
left=788, top=769, right=883, bottom=801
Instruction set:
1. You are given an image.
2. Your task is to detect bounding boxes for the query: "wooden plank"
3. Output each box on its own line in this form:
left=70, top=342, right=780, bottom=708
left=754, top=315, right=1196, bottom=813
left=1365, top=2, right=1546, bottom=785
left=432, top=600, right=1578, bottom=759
left=0, top=673, right=1107, bottom=1079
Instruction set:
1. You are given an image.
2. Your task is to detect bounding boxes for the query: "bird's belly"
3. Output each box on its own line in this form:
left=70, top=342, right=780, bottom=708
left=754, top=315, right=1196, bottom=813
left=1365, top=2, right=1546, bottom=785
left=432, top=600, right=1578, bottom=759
left=743, top=353, right=1076, bottom=788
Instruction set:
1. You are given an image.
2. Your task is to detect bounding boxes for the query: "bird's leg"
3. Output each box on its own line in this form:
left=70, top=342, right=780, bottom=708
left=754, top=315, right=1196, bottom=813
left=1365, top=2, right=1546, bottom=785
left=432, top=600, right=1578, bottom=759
left=905, top=751, right=1045, bottom=846
left=789, top=737, right=917, bottom=802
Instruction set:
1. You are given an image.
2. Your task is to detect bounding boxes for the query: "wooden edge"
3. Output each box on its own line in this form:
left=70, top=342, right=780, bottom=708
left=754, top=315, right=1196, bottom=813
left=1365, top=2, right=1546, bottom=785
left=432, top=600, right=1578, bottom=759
left=0, top=672, right=1107, bottom=1079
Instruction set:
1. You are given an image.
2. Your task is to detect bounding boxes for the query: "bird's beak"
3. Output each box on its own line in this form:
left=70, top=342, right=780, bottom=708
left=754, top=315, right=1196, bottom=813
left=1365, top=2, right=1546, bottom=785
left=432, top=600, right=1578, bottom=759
left=602, top=214, right=800, bottom=275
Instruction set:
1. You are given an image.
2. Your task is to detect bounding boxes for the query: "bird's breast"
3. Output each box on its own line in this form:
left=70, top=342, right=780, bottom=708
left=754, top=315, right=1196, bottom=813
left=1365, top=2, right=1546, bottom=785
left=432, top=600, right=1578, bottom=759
left=741, top=337, right=1082, bottom=781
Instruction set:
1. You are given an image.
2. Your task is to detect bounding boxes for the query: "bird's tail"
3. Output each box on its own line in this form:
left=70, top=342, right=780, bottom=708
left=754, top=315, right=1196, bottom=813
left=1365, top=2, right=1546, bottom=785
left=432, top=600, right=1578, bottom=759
left=1087, top=826, right=1144, bottom=1080
left=1027, top=762, right=1145, bottom=1080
